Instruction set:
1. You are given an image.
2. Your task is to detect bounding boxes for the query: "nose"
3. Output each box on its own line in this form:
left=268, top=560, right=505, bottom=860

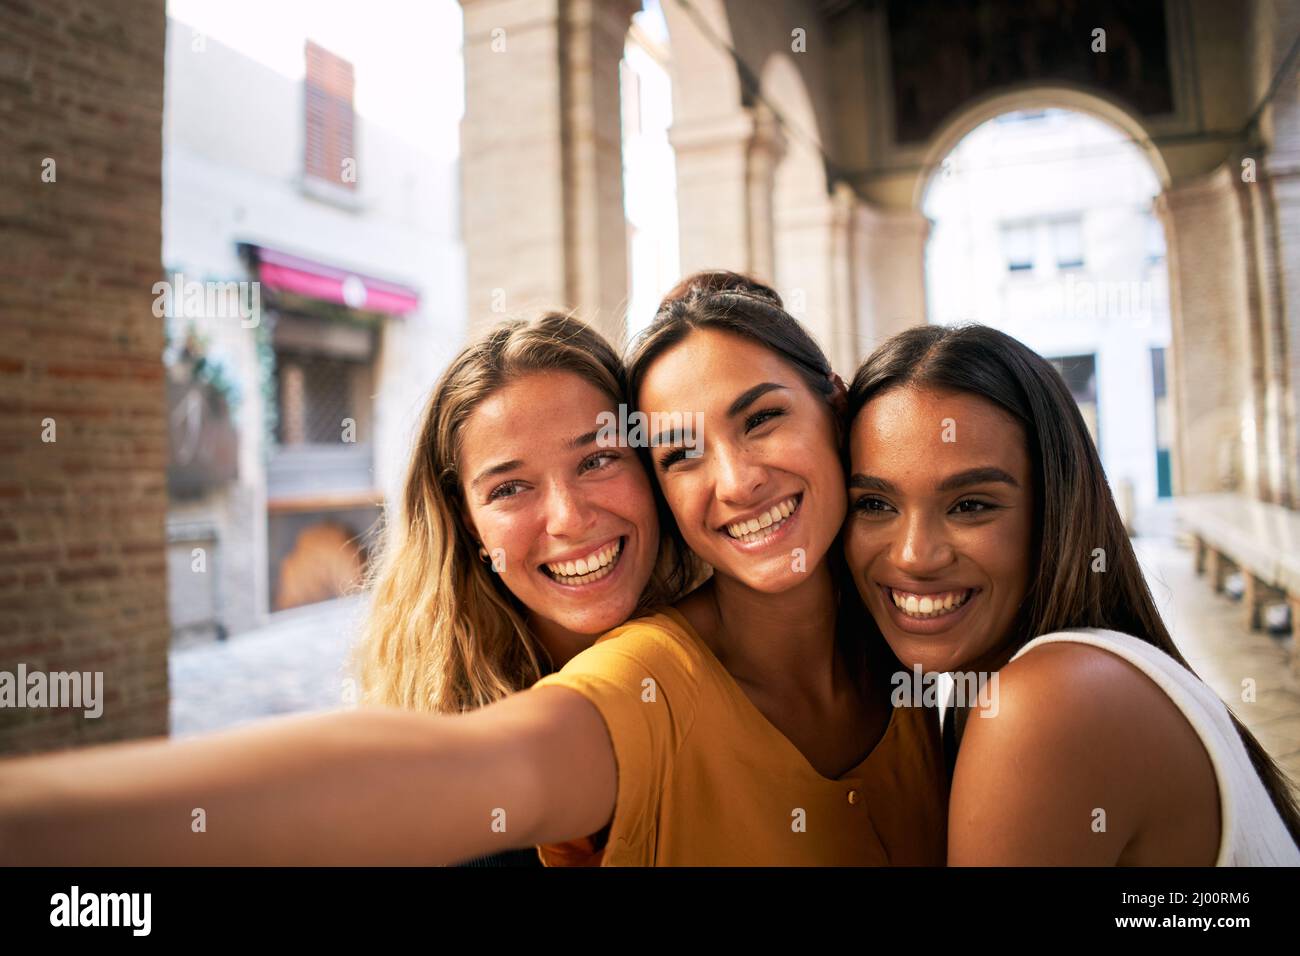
left=892, top=508, right=955, bottom=576
left=543, top=478, right=597, bottom=538
left=712, top=440, right=767, bottom=506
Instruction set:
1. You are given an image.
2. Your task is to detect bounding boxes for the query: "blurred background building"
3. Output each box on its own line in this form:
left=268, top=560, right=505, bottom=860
left=924, top=108, right=1173, bottom=529
left=161, top=1, right=464, bottom=644
left=2, top=0, right=1299, bottom=776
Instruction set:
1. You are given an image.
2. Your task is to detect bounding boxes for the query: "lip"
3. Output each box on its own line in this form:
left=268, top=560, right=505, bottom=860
left=537, top=535, right=631, bottom=595
left=717, top=492, right=803, bottom=553
left=876, top=583, right=981, bottom=635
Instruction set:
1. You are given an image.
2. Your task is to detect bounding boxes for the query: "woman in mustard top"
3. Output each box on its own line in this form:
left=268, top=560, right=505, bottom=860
left=536, top=272, right=945, bottom=864
left=0, top=274, right=945, bottom=866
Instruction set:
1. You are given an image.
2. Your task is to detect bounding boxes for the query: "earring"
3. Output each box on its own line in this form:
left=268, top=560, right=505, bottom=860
left=477, top=545, right=490, bottom=562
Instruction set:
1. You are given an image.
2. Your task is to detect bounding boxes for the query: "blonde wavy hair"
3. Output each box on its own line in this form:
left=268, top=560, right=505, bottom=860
left=352, top=312, right=697, bottom=714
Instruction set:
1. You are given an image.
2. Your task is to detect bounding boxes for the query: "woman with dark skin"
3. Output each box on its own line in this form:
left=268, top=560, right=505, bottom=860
left=843, top=323, right=1300, bottom=865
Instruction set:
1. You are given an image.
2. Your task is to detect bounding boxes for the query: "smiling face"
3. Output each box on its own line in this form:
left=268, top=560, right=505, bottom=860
left=844, top=385, right=1035, bottom=673
left=458, top=370, right=660, bottom=637
left=637, top=326, right=845, bottom=593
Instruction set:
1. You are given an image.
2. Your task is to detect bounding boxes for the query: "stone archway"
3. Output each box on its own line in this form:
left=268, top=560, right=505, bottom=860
left=913, top=85, right=1174, bottom=208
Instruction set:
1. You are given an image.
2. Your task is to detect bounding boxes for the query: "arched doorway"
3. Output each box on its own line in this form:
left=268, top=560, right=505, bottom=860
left=921, top=101, right=1173, bottom=531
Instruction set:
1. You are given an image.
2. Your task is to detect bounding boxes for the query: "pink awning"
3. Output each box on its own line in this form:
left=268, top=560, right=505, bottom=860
left=252, top=246, right=420, bottom=316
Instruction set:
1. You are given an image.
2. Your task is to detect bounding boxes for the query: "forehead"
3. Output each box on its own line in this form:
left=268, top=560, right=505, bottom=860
left=852, top=386, right=1029, bottom=475
left=639, top=327, right=797, bottom=407
left=460, top=370, right=613, bottom=460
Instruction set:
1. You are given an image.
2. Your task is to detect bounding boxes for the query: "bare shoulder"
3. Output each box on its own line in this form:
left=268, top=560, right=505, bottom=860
left=950, top=638, right=1218, bottom=865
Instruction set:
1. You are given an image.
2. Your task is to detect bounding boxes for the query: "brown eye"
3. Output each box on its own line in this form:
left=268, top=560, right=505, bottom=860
left=658, top=448, right=687, bottom=470
left=581, top=451, right=620, bottom=474
left=745, top=408, right=783, bottom=432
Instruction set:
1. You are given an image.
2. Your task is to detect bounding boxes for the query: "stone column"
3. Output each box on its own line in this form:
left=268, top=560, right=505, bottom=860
left=745, top=102, right=786, bottom=282
left=1155, top=166, right=1256, bottom=496
left=1241, top=160, right=1296, bottom=507
left=670, top=108, right=766, bottom=276
left=850, top=202, right=930, bottom=355
left=459, top=0, right=638, bottom=346
left=1267, top=163, right=1300, bottom=507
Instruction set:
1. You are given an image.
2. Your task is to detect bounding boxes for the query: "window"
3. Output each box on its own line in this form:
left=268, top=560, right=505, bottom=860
left=1001, top=222, right=1035, bottom=273
left=304, top=40, right=356, bottom=190
left=1051, top=217, right=1084, bottom=270
left=276, top=353, right=367, bottom=446
left=1049, top=353, right=1099, bottom=450
left=1145, top=214, right=1166, bottom=265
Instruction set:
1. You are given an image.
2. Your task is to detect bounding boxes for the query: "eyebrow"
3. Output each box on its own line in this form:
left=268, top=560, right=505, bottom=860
left=728, top=382, right=788, bottom=418
left=849, top=466, right=1021, bottom=494
left=648, top=382, right=788, bottom=448
left=470, top=430, right=602, bottom=489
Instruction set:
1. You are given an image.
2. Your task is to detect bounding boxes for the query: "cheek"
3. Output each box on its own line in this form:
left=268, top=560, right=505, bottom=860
left=601, top=470, right=658, bottom=539
left=844, top=520, right=884, bottom=574
left=966, top=518, right=1032, bottom=595
left=657, top=474, right=702, bottom=529
left=474, top=509, right=538, bottom=567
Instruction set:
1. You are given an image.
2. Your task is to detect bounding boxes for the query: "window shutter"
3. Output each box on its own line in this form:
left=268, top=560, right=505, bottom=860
left=304, top=40, right=356, bottom=189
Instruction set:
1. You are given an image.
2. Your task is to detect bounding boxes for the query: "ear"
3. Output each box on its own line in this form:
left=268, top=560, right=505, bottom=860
left=828, top=371, right=848, bottom=416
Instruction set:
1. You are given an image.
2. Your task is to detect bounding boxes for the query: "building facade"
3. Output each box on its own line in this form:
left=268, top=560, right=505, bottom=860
left=162, top=19, right=465, bottom=640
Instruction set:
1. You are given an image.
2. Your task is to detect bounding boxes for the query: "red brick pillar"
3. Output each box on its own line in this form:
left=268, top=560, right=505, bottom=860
left=0, top=0, right=170, bottom=753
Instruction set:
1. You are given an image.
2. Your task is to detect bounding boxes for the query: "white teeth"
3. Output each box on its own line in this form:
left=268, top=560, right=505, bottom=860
left=546, top=539, right=623, bottom=583
left=890, top=588, right=971, bottom=619
left=725, top=496, right=800, bottom=542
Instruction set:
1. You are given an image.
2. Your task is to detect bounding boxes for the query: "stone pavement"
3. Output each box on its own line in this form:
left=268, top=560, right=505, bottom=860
left=167, top=538, right=1300, bottom=791
left=1134, top=536, right=1300, bottom=787
left=169, top=594, right=367, bottom=738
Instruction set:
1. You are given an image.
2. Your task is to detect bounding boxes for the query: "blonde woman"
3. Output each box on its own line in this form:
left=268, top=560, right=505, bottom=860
left=355, top=311, right=694, bottom=712
left=356, top=312, right=696, bottom=865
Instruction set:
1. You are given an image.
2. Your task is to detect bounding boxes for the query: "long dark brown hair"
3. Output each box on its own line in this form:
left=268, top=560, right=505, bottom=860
left=848, top=322, right=1300, bottom=846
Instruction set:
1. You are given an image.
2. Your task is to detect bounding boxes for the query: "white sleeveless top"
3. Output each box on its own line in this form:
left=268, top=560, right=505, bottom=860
left=1011, top=628, right=1300, bottom=866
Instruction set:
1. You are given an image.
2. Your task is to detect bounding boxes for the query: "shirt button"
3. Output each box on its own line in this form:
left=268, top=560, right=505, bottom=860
left=847, top=789, right=859, bottom=805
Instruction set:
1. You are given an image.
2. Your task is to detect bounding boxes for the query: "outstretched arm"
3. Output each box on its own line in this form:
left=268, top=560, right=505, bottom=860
left=0, top=685, right=616, bottom=866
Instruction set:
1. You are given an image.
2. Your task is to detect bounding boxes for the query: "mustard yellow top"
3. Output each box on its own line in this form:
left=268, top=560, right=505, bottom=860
left=533, top=607, right=948, bottom=866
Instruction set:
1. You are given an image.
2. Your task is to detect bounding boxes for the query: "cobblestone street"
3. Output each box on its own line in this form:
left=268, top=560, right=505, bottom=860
left=169, top=594, right=367, bottom=738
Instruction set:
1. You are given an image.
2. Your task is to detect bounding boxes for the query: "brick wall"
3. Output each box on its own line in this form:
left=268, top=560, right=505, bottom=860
left=0, top=0, right=170, bottom=754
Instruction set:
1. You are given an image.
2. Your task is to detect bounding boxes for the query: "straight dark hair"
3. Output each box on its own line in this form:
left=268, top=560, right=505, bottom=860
left=848, top=322, right=1300, bottom=847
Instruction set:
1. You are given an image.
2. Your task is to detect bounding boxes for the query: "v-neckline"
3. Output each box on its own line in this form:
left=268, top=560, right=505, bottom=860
left=659, top=605, right=898, bottom=783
